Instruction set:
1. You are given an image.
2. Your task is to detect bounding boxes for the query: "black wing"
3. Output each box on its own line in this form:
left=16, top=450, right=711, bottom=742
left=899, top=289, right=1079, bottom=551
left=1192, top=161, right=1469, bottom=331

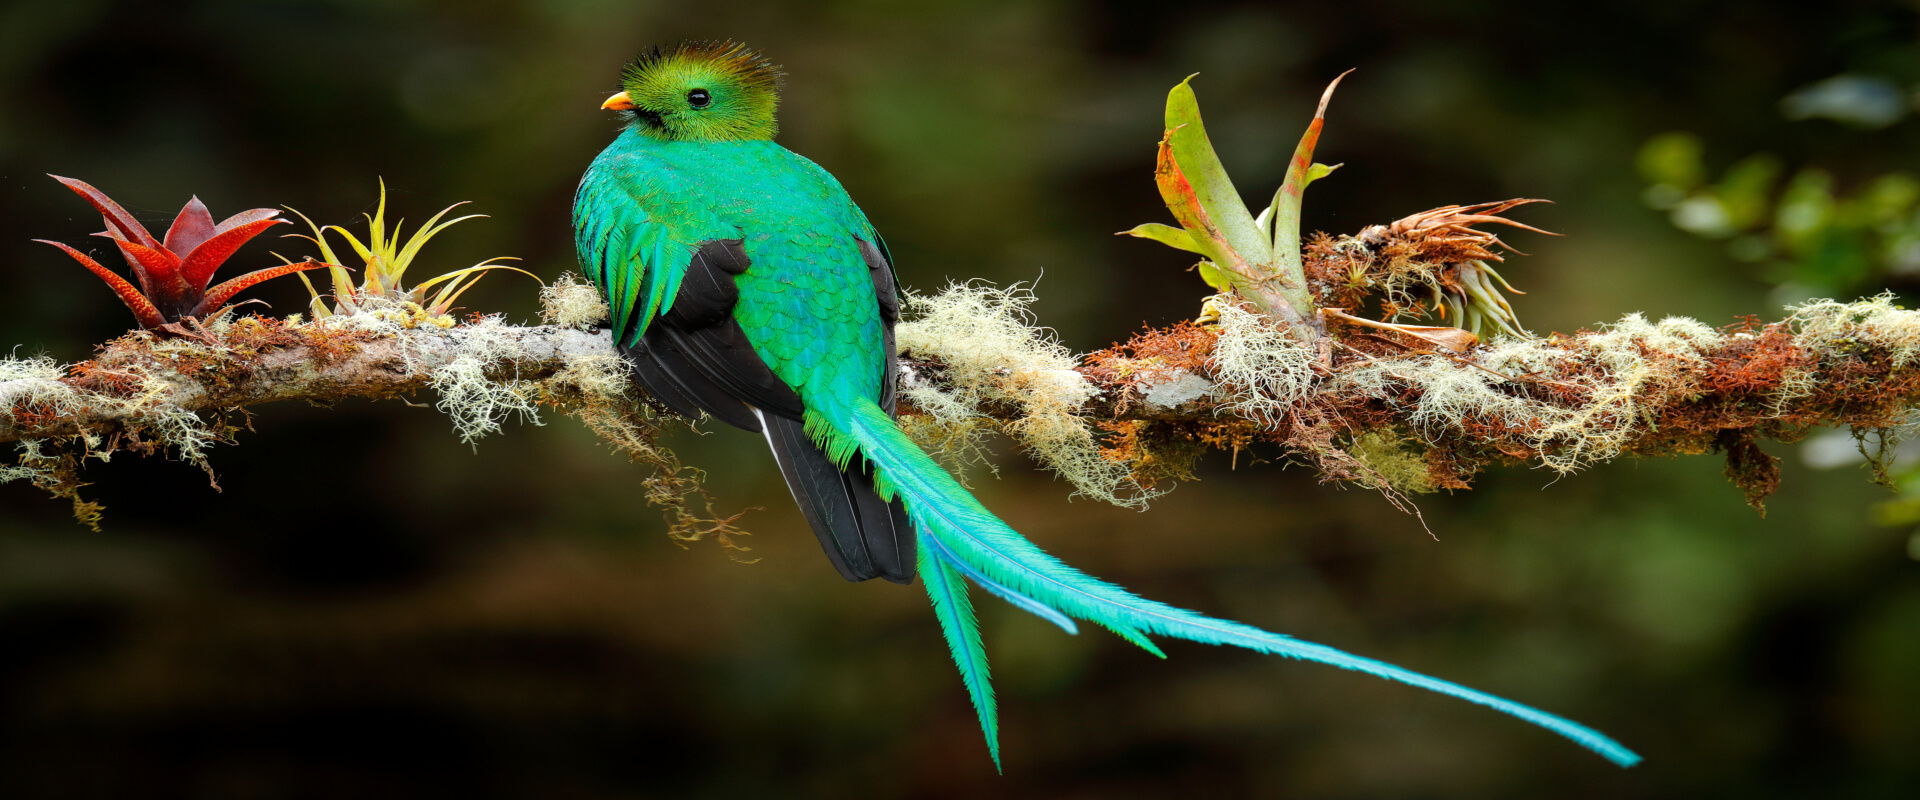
left=616, top=238, right=916, bottom=584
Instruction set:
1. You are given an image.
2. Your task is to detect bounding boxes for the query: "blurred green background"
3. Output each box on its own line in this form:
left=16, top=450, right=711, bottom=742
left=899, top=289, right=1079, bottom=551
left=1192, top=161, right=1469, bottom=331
left=3, top=0, right=1919, bottom=797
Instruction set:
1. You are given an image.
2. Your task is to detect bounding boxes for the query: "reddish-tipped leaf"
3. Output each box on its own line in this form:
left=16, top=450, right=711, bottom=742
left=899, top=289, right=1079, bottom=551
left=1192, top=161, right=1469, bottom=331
left=164, top=196, right=219, bottom=255
left=180, top=217, right=289, bottom=290
left=40, top=176, right=319, bottom=330
left=194, top=259, right=332, bottom=316
left=34, top=239, right=169, bottom=328
left=1268, top=70, right=1352, bottom=278
left=217, top=208, right=281, bottom=230
left=49, top=174, right=160, bottom=250
left=110, top=238, right=186, bottom=304
left=1155, top=76, right=1270, bottom=277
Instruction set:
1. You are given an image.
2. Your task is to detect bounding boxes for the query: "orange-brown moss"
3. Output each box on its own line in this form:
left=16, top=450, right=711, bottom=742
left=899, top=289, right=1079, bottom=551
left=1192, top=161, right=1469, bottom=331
left=1083, top=321, right=1219, bottom=415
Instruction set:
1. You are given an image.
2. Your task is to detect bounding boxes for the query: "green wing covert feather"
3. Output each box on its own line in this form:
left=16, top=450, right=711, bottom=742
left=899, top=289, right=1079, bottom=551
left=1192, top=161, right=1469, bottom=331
left=573, top=163, right=698, bottom=348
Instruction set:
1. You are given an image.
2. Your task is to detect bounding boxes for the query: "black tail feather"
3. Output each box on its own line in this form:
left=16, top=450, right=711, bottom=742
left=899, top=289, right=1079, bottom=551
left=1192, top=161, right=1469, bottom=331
left=759, top=410, right=915, bottom=584
left=850, top=460, right=914, bottom=582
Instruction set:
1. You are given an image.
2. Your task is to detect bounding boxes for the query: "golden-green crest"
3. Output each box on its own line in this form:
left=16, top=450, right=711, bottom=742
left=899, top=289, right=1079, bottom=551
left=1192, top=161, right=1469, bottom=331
left=602, top=41, right=783, bottom=142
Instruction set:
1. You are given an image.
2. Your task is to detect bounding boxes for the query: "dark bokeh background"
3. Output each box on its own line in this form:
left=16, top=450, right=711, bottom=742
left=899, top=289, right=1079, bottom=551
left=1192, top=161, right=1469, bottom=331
left=3, top=0, right=1919, bottom=797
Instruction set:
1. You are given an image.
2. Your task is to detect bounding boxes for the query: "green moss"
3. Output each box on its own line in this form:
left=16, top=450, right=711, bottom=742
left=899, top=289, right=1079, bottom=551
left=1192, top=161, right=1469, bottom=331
left=1348, top=430, right=1439, bottom=494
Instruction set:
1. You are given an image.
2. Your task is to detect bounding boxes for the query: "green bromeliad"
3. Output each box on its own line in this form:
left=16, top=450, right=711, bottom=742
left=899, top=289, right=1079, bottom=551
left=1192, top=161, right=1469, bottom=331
left=573, top=40, right=1639, bottom=770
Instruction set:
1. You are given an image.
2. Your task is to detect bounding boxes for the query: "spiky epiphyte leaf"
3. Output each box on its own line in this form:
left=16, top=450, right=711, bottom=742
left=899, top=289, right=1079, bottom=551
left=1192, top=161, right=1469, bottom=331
left=1266, top=71, right=1350, bottom=291
left=1117, top=221, right=1236, bottom=291
left=1133, top=73, right=1353, bottom=324
left=1357, top=199, right=1556, bottom=339
left=36, top=175, right=327, bottom=328
left=285, top=180, right=535, bottom=319
left=1118, top=222, right=1205, bottom=254
left=1157, top=76, right=1272, bottom=270
left=1152, top=76, right=1304, bottom=320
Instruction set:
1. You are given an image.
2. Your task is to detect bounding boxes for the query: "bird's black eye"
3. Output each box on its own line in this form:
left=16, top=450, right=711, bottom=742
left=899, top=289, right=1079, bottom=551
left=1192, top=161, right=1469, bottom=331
left=687, top=89, right=711, bottom=108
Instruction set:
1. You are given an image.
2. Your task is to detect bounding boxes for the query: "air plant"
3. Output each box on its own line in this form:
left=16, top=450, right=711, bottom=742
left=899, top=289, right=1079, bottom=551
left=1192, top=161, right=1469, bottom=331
left=35, top=175, right=328, bottom=330
left=283, top=180, right=534, bottom=321
left=1120, top=72, right=1351, bottom=328
left=1357, top=199, right=1556, bottom=339
left=1118, top=71, right=1552, bottom=348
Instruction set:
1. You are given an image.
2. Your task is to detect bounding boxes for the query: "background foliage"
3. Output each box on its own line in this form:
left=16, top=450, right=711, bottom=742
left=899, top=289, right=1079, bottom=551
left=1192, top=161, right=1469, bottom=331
left=2, top=0, right=1917, bottom=797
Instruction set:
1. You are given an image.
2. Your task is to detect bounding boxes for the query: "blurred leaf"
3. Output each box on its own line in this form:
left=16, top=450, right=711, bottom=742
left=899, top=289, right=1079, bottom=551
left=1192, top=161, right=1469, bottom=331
left=1671, top=195, right=1735, bottom=237
left=1861, top=173, right=1920, bottom=225
left=1641, top=132, right=1920, bottom=294
left=1873, top=496, right=1920, bottom=526
left=1780, top=74, right=1909, bottom=129
left=1775, top=169, right=1835, bottom=250
left=1714, top=153, right=1785, bottom=231
left=1728, top=234, right=1774, bottom=262
left=1636, top=132, right=1706, bottom=192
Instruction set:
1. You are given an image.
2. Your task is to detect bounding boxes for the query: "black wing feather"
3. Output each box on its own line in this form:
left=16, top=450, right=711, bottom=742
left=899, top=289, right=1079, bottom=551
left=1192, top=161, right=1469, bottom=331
left=858, top=237, right=903, bottom=416
left=624, top=334, right=762, bottom=430
left=615, top=237, right=914, bottom=583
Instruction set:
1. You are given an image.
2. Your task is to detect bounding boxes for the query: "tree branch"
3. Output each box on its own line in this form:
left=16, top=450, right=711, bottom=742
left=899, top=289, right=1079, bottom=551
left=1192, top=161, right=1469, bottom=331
left=9, top=222, right=1920, bottom=521
left=1, top=316, right=610, bottom=444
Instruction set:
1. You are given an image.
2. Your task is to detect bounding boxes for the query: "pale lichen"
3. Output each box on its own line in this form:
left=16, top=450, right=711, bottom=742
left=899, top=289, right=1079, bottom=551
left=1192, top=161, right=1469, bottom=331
left=53, top=343, right=222, bottom=463
left=1336, top=313, right=1727, bottom=473
left=288, top=308, right=551, bottom=447
left=1782, top=295, right=1920, bottom=474
left=539, top=349, right=648, bottom=458
left=1207, top=297, right=1316, bottom=421
left=429, top=315, right=545, bottom=446
left=1782, top=294, right=1920, bottom=411
left=541, top=273, right=611, bottom=331
left=0, top=439, right=53, bottom=485
left=298, top=296, right=445, bottom=376
left=896, top=282, right=1146, bottom=508
left=0, top=348, right=220, bottom=514
left=1139, top=370, right=1217, bottom=411
left=0, top=355, right=85, bottom=420
left=1789, top=294, right=1920, bottom=366
left=546, top=352, right=630, bottom=401
left=130, top=367, right=220, bottom=462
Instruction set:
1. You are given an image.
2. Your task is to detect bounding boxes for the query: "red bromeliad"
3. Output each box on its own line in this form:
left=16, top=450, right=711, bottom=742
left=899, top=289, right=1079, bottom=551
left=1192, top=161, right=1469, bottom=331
left=35, top=175, right=329, bottom=329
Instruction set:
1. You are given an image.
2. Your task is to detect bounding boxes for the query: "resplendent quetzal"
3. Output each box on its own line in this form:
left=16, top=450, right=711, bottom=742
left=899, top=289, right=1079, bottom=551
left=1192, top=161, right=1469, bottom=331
left=573, top=41, right=1639, bottom=769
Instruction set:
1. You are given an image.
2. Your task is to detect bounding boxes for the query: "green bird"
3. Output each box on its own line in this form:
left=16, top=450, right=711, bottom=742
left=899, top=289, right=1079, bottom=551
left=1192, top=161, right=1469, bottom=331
left=573, top=41, right=1639, bottom=770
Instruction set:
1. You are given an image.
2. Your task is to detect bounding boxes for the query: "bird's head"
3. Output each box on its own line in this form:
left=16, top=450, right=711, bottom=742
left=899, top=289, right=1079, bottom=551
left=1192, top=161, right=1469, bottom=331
left=602, top=41, right=782, bottom=142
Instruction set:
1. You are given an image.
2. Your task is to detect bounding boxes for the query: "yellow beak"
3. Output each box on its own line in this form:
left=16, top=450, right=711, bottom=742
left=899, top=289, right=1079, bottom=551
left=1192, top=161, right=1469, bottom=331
left=601, top=91, right=635, bottom=111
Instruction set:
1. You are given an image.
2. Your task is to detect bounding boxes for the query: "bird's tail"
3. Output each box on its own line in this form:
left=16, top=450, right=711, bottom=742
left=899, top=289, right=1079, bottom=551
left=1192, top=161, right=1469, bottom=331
left=819, top=398, right=1641, bottom=770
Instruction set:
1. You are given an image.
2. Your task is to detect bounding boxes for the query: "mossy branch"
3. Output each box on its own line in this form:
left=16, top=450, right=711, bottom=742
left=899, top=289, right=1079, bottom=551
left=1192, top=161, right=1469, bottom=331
left=7, top=268, right=1920, bottom=523
left=0, top=314, right=602, bottom=444
left=11, top=203, right=1920, bottom=543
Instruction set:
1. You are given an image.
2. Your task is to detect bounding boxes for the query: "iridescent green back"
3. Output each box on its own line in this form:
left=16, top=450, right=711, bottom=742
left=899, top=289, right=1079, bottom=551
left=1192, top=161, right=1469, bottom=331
left=574, top=128, right=889, bottom=406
